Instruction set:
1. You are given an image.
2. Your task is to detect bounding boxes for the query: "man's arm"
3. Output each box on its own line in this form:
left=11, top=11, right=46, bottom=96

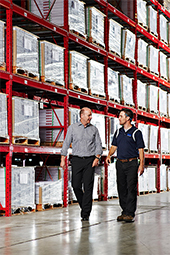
left=60, top=126, right=72, bottom=170
left=106, top=145, right=117, bottom=164
left=138, top=148, right=145, bottom=176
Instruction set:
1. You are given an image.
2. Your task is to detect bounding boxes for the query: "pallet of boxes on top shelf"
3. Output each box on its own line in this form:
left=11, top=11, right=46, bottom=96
left=88, top=59, right=105, bottom=99
left=160, top=51, right=168, bottom=81
left=147, top=84, right=158, bottom=114
left=137, top=80, right=147, bottom=111
left=69, top=51, right=89, bottom=94
left=159, top=88, right=168, bottom=117
left=109, top=19, right=122, bottom=57
left=138, top=38, right=148, bottom=71
left=147, top=5, right=158, bottom=37
left=12, top=97, right=40, bottom=146
left=0, top=20, right=5, bottom=71
left=29, top=0, right=87, bottom=40
left=159, top=13, right=168, bottom=45
left=108, top=68, right=120, bottom=103
left=86, top=6, right=105, bottom=48
left=119, top=74, right=134, bottom=108
left=0, top=93, right=9, bottom=144
left=147, top=45, right=159, bottom=76
left=13, top=26, right=39, bottom=80
left=39, top=41, right=65, bottom=86
left=121, top=28, right=136, bottom=64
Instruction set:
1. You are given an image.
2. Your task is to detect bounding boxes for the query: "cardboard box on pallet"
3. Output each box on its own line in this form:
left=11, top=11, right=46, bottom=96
left=138, top=38, right=148, bottom=69
left=109, top=19, right=122, bottom=57
left=147, top=5, right=157, bottom=37
left=137, top=80, right=147, bottom=110
left=40, top=41, right=64, bottom=86
left=159, top=14, right=168, bottom=44
left=0, top=20, right=5, bottom=70
left=121, top=29, right=136, bottom=63
left=148, top=125, right=158, bottom=152
left=160, top=127, right=169, bottom=154
left=159, top=88, right=167, bottom=116
left=160, top=51, right=168, bottom=80
left=138, top=123, right=149, bottom=151
left=147, top=85, right=158, bottom=113
left=108, top=68, right=120, bottom=103
left=86, top=6, right=105, bottom=48
left=13, top=26, right=39, bottom=79
left=69, top=51, right=88, bottom=92
left=0, top=93, right=8, bottom=142
left=147, top=45, right=159, bottom=75
left=29, top=0, right=86, bottom=38
left=12, top=97, right=40, bottom=145
left=119, top=74, right=134, bottom=106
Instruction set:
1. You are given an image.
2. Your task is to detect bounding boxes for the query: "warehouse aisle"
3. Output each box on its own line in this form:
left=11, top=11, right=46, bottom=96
left=0, top=192, right=170, bottom=255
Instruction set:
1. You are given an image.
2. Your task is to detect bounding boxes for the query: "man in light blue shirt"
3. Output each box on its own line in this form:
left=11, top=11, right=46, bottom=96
left=60, top=107, right=103, bottom=221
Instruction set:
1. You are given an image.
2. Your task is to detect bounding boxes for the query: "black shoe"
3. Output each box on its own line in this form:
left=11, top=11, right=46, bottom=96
left=81, top=216, right=89, bottom=221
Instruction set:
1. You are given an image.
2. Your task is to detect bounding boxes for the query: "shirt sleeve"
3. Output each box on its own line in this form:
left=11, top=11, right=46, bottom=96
left=95, top=128, right=103, bottom=156
left=135, top=130, right=145, bottom=149
left=60, top=125, right=73, bottom=156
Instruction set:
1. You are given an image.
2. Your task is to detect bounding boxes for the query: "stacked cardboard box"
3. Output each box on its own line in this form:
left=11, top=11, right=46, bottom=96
left=159, top=88, right=167, bottom=116
left=137, top=80, right=147, bottom=110
left=121, top=29, right=136, bottom=63
left=108, top=68, right=120, bottom=102
left=109, top=19, right=122, bottom=56
left=138, top=38, right=148, bottom=69
left=0, top=20, right=5, bottom=70
left=120, top=75, right=134, bottom=106
left=147, top=5, right=157, bottom=36
left=147, top=85, right=158, bottom=113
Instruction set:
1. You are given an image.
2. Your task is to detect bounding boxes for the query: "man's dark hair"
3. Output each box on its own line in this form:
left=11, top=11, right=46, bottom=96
left=120, top=108, right=134, bottom=121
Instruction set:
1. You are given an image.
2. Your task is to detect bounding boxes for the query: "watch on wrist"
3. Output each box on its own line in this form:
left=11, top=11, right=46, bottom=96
left=95, top=156, right=100, bottom=160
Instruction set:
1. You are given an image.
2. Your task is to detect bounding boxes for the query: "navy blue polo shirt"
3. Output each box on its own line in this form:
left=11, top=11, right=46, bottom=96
left=112, top=125, right=145, bottom=159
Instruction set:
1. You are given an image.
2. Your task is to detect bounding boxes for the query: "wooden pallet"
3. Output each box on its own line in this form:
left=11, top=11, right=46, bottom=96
left=138, top=64, right=148, bottom=71
left=13, top=66, right=39, bottom=81
left=148, top=150, right=158, bottom=154
left=160, top=39, right=168, bottom=46
left=148, top=30, right=158, bottom=38
left=121, top=100, right=134, bottom=108
left=139, top=191, right=149, bottom=195
left=0, top=136, right=9, bottom=144
left=147, top=108, right=158, bottom=115
left=69, top=29, right=86, bottom=41
left=160, top=75, right=168, bottom=81
left=41, top=141, right=63, bottom=147
left=109, top=50, right=121, bottom=58
left=138, top=105, right=147, bottom=112
left=0, top=63, right=5, bottom=71
left=40, top=76, right=64, bottom=87
left=12, top=136, right=40, bottom=146
left=109, top=97, right=120, bottom=104
left=69, top=84, right=88, bottom=94
left=149, top=70, right=159, bottom=77
left=89, top=89, right=105, bottom=99
left=12, top=207, right=36, bottom=215
left=36, top=203, right=63, bottom=211
left=88, top=36, right=105, bottom=49
left=122, top=56, right=135, bottom=64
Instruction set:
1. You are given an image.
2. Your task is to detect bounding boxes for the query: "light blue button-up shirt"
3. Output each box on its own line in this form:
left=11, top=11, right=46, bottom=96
left=61, top=121, right=103, bottom=157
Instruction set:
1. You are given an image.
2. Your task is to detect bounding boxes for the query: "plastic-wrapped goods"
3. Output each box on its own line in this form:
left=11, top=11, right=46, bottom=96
left=35, top=166, right=62, bottom=182
left=148, top=125, right=158, bottom=152
left=35, top=179, right=62, bottom=205
left=147, top=166, right=156, bottom=192
left=0, top=20, right=5, bottom=69
left=108, top=68, right=120, bottom=102
left=86, top=6, right=105, bottom=47
left=138, top=123, right=149, bottom=151
left=147, top=85, right=158, bottom=113
left=148, top=45, right=159, bottom=75
left=169, top=129, right=170, bottom=153
left=109, top=117, right=121, bottom=148
left=120, top=74, right=134, bottom=106
left=160, top=128, right=169, bottom=154
left=138, top=38, right=148, bottom=69
left=137, top=0, right=147, bottom=28
left=69, top=51, right=88, bottom=92
left=69, top=107, right=80, bottom=124
left=40, top=41, right=64, bottom=86
left=91, top=113, right=106, bottom=148
left=0, top=167, right=5, bottom=208
left=108, top=162, right=118, bottom=198
left=147, top=5, right=157, bottom=37
left=167, top=166, right=170, bottom=191
left=167, top=58, right=170, bottom=81
left=93, top=166, right=104, bottom=200
left=39, top=108, right=64, bottom=145
left=121, top=29, right=136, bottom=63
left=159, top=88, right=167, bottom=116
left=109, top=19, right=122, bottom=56
left=13, top=26, right=39, bottom=78
left=160, top=14, right=168, bottom=44
left=168, top=93, right=170, bottom=117
left=12, top=167, right=35, bottom=209
left=30, top=0, right=86, bottom=38
left=160, top=164, right=167, bottom=191
left=160, top=51, right=168, bottom=80
left=12, top=97, right=39, bottom=139
left=137, top=80, right=147, bottom=110
left=0, top=93, right=8, bottom=139
left=138, top=167, right=148, bottom=192
left=88, top=60, right=105, bottom=97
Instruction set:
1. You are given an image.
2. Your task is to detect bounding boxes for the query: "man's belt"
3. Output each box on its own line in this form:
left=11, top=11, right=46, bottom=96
left=117, top=158, right=137, bottom=163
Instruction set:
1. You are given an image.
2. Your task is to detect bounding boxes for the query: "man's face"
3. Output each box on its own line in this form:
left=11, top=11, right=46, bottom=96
left=81, top=109, right=92, bottom=125
left=118, top=111, right=130, bottom=125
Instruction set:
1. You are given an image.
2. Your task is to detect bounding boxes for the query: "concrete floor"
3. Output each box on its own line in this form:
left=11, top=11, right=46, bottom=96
left=0, top=192, right=170, bottom=255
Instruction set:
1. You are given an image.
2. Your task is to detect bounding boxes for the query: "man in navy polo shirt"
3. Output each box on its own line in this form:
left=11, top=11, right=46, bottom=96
left=106, top=108, right=145, bottom=222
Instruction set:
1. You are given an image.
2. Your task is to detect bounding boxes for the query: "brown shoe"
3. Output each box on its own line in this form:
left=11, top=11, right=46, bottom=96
left=124, top=215, right=135, bottom=222
left=117, top=214, right=126, bottom=221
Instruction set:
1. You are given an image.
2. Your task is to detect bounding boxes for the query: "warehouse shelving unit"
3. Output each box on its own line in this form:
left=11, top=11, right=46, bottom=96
left=0, top=0, right=170, bottom=216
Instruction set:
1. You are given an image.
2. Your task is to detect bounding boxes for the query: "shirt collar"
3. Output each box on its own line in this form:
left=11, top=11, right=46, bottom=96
left=78, top=121, right=91, bottom=127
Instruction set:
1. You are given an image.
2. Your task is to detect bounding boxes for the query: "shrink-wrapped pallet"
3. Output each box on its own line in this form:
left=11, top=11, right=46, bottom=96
left=167, top=166, right=170, bottom=190
left=0, top=167, right=5, bottom=208
left=40, top=41, right=64, bottom=85
left=91, top=113, right=106, bottom=148
left=160, top=51, right=168, bottom=80
left=0, top=93, right=8, bottom=142
left=93, top=166, right=104, bottom=200
left=109, top=117, right=121, bottom=148
left=35, top=179, right=62, bottom=205
left=159, top=88, right=167, bottom=116
left=137, top=80, right=147, bottom=110
left=69, top=51, right=88, bottom=92
left=169, top=129, right=170, bottom=153
left=148, top=125, right=158, bottom=152
left=168, top=93, right=170, bottom=117
left=139, top=167, right=148, bottom=193
left=30, top=0, right=86, bottom=38
left=147, top=85, right=158, bottom=113
left=160, top=14, right=168, bottom=44
left=69, top=107, right=79, bottom=125
left=86, top=6, right=105, bottom=47
left=108, top=162, right=118, bottom=198
left=109, top=19, right=122, bottom=56
left=147, top=45, right=159, bottom=75
left=12, top=97, right=39, bottom=144
left=137, top=0, right=147, bottom=28
left=138, top=38, right=148, bottom=69
left=160, top=164, right=167, bottom=191
left=147, top=5, right=157, bottom=37
left=138, top=123, right=149, bottom=151
left=147, top=166, right=156, bottom=192
left=35, top=166, right=62, bottom=182
left=167, top=58, right=170, bottom=81
left=119, top=74, right=134, bottom=106
left=160, top=127, right=169, bottom=154
left=39, top=108, right=64, bottom=145
left=13, top=26, right=39, bottom=79
left=108, top=68, right=120, bottom=102
left=12, top=167, right=35, bottom=209
left=0, top=20, right=5, bottom=70
left=88, top=59, right=105, bottom=97
left=121, top=29, right=135, bottom=63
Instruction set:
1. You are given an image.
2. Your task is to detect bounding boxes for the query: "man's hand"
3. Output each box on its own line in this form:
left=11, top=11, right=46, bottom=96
left=60, top=156, right=66, bottom=170
left=138, top=164, right=144, bottom=176
left=92, top=158, right=99, bottom=167
left=106, top=156, right=111, bottom=165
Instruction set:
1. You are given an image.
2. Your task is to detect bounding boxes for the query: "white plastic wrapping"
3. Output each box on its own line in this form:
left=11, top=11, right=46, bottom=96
left=108, top=68, right=120, bottom=102
left=86, top=6, right=105, bottom=47
left=159, top=88, right=167, bottom=116
left=138, top=123, right=149, bottom=151
left=69, top=107, right=79, bottom=125
left=147, top=85, right=158, bottom=113
left=12, top=97, right=39, bottom=139
left=0, top=20, right=5, bottom=67
left=93, top=166, right=104, bottom=200
left=148, top=45, right=159, bottom=74
left=108, top=162, right=118, bottom=198
left=91, top=113, right=106, bottom=148
left=0, top=167, right=5, bottom=208
left=35, top=166, right=62, bottom=182
left=120, top=74, right=134, bottom=106
left=40, top=41, right=64, bottom=85
left=168, top=93, right=170, bottom=117
left=122, top=29, right=136, bottom=63
left=137, top=80, right=147, bottom=109
left=137, top=0, right=147, bottom=27
left=138, top=38, right=148, bottom=68
left=139, top=167, right=148, bottom=192
left=160, top=128, right=169, bottom=153
left=160, top=165, right=167, bottom=191
left=147, top=167, right=156, bottom=192
left=160, top=51, right=168, bottom=80
left=0, top=93, right=8, bottom=138
left=109, top=19, right=122, bottom=56
left=160, top=14, right=168, bottom=44
left=147, top=6, right=157, bottom=36
left=167, top=166, right=170, bottom=190
left=109, top=117, right=121, bottom=148
left=148, top=125, right=158, bottom=152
